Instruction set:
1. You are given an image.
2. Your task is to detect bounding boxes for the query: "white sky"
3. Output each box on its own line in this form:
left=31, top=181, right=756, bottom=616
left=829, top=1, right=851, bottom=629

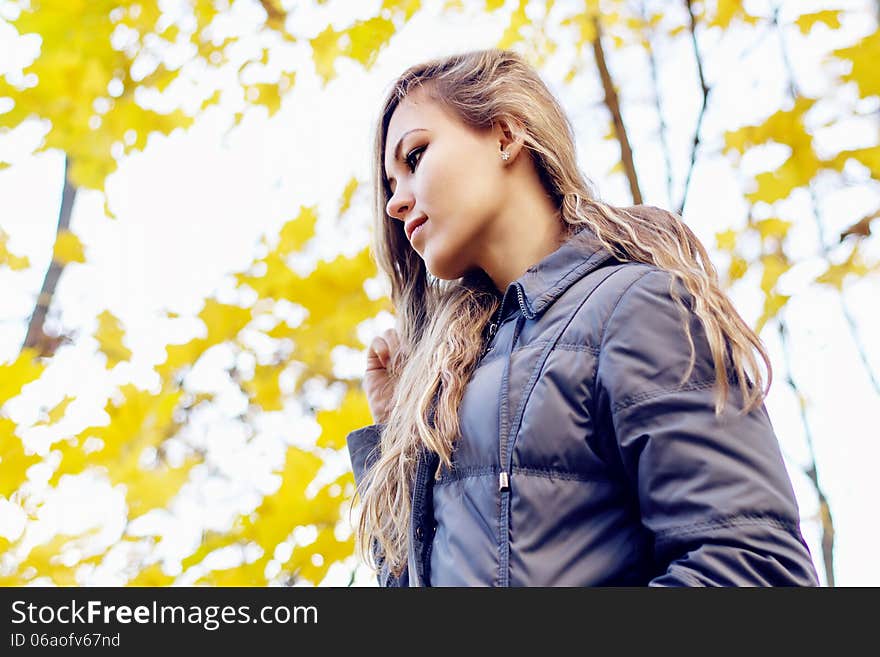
left=0, top=0, right=878, bottom=586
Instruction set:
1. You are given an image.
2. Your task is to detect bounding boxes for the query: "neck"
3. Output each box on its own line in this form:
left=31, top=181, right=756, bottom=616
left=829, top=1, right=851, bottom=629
left=477, top=195, right=566, bottom=294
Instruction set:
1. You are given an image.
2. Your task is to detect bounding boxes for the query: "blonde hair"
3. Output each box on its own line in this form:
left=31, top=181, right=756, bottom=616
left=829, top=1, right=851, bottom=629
left=353, top=48, right=771, bottom=579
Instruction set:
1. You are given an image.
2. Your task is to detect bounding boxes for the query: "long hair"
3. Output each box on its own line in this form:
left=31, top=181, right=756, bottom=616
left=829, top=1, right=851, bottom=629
left=353, top=48, right=771, bottom=578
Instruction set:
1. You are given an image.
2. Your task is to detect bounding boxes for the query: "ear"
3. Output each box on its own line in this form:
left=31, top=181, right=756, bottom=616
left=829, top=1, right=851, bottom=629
left=492, top=116, right=526, bottom=163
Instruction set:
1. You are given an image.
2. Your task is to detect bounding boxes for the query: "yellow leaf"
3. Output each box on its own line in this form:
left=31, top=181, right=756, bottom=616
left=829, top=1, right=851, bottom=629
left=829, top=146, right=880, bottom=179
left=0, top=229, right=30, bottom=271
left=285, top=527, right=354, bottom=585
left=760, top=253, right=790, bottom=294
left=755, top=293, right=790, bottom=333
left=95, top=310, right=132, bottom=368
left=485, top=0, right=506, bottom=10
left=245, top=82, right=283, bottom=117
left=198, top=299, right=252, bottom=346
left=561, top=12, right=597, bottom=55
left=816, top=245, right=871, bottom=290
left=381, top=0, right=422, bottom=22
left=140, top=63, right=179, bottom=93
left=103, top=195, right=117, bottom=220
left=182, top=531, right=243, bottom=571
left=127, top=562, right=175, bottom=586
left=193, top=0, right=220, bottom=28
left=707, top=0, right=761, bottom=29
left=18, top=534, right=83, bottom=586
left=310, top=25, right=344, bottom=83
left=235, top=250, right=299, bottom=300
left=755, top=218, right=792, bottom=243
left=260, top=0, right=287, bottom=31
left=315, top=388, right=373, bottom=450
left=728, top=256, right=748, bottom=282
left=747, top=150, right=820, bottom=204
left=200, top=89, right=222, bottom=112
left=831, top=31, right=880, bottom=99
left=267, top=320, right=297, bottom=340
left=243, top=364, right=285, bottom=412
left=124, top=456, right=199, bottom=518
left=38, top=395, right=74, bottom=426
left=339, top=177, right=359, bottom=216
left=497, top=0, right=529, bottom=50
left=243, top=447, right=324, bottom=552
left=794, top=10, right=842, bottom=35
left=278, top=206, right=319, bottom=255
left=0, top=417, right=40, bottom=498
left=161, top=24, right=180, bottom=42
left=344, top=17, right=396, bottom=70
left=607, top=160, right=624, bottom=176
left=156, top=337, right=209, bottom=380
left=0, top=348, right=45, bottom=408
left=715, top=229, right=737, bottom=252
left=53, top=229, right=86, bottom=265
left=723, top=97, right=817, bottom=155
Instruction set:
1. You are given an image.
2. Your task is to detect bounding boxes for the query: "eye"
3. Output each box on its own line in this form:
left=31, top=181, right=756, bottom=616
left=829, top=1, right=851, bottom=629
left=405, top=146, right=425, bottom=173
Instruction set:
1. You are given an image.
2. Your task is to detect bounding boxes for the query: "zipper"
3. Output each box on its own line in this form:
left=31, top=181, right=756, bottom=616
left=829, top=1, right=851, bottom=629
left=499, top=283, right=531, bottom=485
left=482, top=282, right=531, bottom=359
left=515, top=283, right=533, bottom=319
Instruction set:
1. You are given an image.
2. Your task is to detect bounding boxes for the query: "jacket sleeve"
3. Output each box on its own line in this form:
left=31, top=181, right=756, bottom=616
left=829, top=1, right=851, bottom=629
left=346, top=424, right=409, bottom=587
left=594, top=268, right=820, bottom=586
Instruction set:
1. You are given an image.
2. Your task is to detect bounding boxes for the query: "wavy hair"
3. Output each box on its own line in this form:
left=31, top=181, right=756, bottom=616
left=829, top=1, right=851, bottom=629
left=352, top=48, right=771, bottom=579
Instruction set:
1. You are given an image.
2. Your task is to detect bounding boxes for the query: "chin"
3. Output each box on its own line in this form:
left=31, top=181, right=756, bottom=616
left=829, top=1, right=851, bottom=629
left=425, top=258, right=470, bottom=281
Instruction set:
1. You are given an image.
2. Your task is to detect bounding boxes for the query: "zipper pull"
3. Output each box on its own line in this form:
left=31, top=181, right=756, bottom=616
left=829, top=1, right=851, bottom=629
left=481, top=322, right=498, bottom=359
left=498, top=471, right=509, bottom=491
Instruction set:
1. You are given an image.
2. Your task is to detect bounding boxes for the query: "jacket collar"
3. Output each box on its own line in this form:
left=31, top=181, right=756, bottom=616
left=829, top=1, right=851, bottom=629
left=497, top=225, right=614, bottom=322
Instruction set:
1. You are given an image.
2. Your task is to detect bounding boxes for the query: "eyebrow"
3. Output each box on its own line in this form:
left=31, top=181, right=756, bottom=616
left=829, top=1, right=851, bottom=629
left=385, top=128, right=428, bottom=186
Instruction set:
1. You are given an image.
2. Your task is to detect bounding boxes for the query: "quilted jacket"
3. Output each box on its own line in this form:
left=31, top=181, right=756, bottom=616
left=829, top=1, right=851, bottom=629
left=347, top=206, right=819, bottom=587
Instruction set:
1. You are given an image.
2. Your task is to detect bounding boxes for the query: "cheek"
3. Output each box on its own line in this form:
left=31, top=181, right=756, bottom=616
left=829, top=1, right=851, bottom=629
left=428, top=152, right=499, bottom=212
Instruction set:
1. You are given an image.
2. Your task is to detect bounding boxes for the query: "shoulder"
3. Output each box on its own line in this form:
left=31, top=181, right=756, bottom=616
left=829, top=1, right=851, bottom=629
left=592, top=263, right=719, bottom=394
left=566, top=260, right=675, bottom=345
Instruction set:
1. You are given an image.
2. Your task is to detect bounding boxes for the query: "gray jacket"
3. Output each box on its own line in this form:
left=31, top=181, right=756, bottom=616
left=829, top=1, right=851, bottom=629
left=347, top=207, right=819, bottom=586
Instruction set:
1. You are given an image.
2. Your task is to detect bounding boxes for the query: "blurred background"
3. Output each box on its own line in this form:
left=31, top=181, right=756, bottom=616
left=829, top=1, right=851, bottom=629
left=0, top=0, right=877, bottom=586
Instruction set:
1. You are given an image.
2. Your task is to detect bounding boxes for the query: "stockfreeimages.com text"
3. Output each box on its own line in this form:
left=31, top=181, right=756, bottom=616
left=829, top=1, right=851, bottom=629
left=11, top=600, right=317, bottom=631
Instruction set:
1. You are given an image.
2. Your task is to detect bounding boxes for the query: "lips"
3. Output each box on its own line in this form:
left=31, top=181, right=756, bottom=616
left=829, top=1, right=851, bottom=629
left=405, top=217, right=428, bottom=242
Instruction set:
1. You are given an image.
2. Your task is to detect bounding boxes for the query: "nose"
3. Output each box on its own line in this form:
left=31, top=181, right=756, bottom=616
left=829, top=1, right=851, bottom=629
left=386, top=186, right=413, bottom=223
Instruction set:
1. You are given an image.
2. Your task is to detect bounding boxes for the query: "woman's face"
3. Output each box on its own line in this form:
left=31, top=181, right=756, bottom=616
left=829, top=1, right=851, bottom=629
left=383, top=89, right=509, bottom=280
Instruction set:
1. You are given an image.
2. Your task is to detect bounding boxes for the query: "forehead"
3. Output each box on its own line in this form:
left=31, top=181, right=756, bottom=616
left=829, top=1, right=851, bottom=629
left=384, top=93, right=448, bottom=171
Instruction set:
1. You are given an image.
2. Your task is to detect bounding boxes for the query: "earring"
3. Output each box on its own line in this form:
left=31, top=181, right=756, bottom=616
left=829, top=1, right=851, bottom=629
left=500, top=151, right=510, bottom=161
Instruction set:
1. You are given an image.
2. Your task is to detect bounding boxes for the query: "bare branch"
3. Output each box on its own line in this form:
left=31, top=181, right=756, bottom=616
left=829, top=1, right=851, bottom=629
left=777, top=315, right=835, bottom=587
left=591, top=14, right=642, bottom=205
left=638, top=0, right=674, bottom=207
left=21, top=152, right=77, bottom=357
left=678, top=0, right=710, bottom=216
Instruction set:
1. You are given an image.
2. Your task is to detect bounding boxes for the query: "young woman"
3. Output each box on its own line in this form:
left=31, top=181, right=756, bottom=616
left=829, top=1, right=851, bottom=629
left=346, top=48, right=819, bottom=587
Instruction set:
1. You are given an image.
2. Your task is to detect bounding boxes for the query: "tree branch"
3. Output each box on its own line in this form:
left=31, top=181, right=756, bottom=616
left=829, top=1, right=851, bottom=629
left=777, top=315, right=835, bottom=586
left=678, top=0, right=710, bottom=216
left=639, top=0, right=674, bottom=207
left=591, top=14, right=642, bottom=205
left=21, top=152, right=77, bottom=357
